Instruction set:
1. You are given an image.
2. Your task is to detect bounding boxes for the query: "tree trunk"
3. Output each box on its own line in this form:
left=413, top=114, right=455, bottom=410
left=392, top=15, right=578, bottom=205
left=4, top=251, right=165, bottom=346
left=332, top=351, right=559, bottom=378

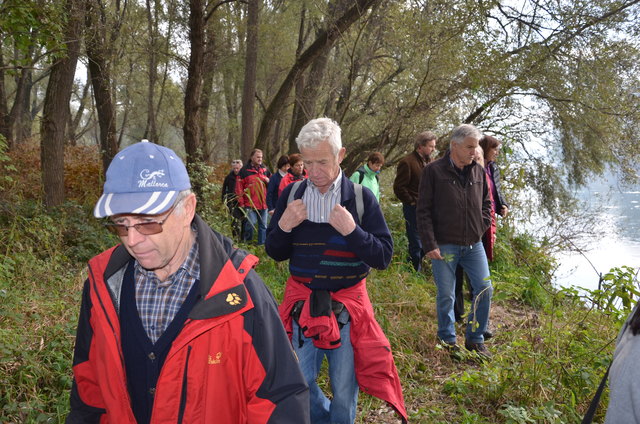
left=199, top=19, right=218, bottom=161
left=144, top=0, right=159, bottom=142
left=240, top=0, right=260, bottom=161
left=289, top=0, right=347, bottom=145
left=7, top=66, right=30, bottom=149
left=184, top=0, right=205, bottom=163
left=223, top=70, right=239, bottom=161
left=287, top=4, right=307, bottom=153
left=17, top=70, right=33, bottom=143
left=255, top=0, right=380, bottom=151
left=40, top=0, right=83, bottom=208
left=289, top=47, right=330, bottom=144
left=68, top=81, right=91, bottom=145
left=0, top=38, right=10, bottom=144
left=85, top=0, right=119, bottom=175
left=184, top=0, right=206, bottom=198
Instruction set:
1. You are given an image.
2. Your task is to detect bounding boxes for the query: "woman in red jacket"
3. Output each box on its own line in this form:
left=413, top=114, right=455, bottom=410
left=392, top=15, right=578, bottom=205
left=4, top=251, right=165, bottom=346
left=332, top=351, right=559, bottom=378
left=278, top=153, right=307, bottom=196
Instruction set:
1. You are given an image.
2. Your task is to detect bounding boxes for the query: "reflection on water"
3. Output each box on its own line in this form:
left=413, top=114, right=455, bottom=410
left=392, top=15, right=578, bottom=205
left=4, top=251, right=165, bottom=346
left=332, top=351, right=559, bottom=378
left=554, top=176, right=640, bottom=292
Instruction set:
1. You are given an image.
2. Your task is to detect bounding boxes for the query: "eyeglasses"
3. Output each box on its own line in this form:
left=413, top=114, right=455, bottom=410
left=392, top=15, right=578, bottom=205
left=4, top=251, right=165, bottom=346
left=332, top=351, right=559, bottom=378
left=104, top=204, right=177, bottom=237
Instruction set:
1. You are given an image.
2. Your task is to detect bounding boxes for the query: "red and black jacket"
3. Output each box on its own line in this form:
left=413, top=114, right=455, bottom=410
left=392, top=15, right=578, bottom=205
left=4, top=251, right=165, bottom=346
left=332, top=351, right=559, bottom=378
left=236, top=164, right=271, bottom=210
left=66, top=215, right=309, bottom=424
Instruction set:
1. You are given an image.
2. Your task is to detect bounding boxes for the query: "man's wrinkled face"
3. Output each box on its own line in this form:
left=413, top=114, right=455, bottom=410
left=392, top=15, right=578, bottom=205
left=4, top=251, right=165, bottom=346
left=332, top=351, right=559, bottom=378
left=112, top=195, right=196, bottom=281
left=450, top=136, right=480, bottom=168
left=300, top=140, right=345, bottom=194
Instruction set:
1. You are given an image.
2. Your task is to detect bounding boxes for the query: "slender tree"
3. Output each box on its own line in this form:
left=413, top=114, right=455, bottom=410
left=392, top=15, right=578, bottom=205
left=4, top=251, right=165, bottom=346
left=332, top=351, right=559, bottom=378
left=239, top=0, right=260, bottom=160
left=0, top=37, right=9, bottom=143
left=183, top=0, right=206, bottom=168
left=254, top=0, right=381, bottom=151
left=40, top=0, right=83, bottom=207
left=85, top=0, right=125, bottom=174
left=143, top=0, right=160, bottom=142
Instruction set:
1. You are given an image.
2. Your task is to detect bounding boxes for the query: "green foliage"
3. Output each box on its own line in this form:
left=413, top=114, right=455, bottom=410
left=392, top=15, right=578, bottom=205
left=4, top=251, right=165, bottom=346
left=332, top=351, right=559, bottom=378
left=582, top=265, right=640, bottom=324
left=0, top=164, right=624, bottom=423
left=490, top=226, right=556, bottom=309
left=0, top=203, right=94, bottom=423
left=0, top=136, right=16, bottom=188
left=0, top=0, right=65, bottom=63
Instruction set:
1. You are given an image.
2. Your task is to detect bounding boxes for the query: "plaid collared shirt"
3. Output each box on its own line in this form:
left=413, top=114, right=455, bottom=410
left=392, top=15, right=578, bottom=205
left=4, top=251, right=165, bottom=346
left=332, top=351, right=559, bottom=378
left=302, top=172, right=342, bottom=223
left=134, top=235, right=200, bottom=344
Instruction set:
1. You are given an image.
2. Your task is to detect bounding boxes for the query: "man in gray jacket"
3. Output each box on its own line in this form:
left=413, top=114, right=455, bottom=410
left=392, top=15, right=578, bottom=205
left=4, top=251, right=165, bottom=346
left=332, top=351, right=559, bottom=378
left=416, top=124, right=493, bottom=357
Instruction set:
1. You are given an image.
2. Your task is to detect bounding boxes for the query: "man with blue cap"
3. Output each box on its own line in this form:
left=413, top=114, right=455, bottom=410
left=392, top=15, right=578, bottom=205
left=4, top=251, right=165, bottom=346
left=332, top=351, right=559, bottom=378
left=67, top=140, right=309, bottom=424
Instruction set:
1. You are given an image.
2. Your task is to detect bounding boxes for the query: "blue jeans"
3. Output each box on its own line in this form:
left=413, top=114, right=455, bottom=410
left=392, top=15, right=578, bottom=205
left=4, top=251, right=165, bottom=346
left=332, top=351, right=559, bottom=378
left=292, top=320, right=358, bottom=424
left=243, top=208, right=268, bottom=244
left=402, top=204, right=423, bottom=271
left=431, top=242, right=492, bottom=344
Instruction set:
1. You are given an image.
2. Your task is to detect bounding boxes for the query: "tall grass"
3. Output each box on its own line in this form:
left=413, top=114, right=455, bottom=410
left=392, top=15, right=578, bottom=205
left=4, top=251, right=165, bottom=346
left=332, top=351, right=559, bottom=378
left=0, top=144, right=625, bottom=423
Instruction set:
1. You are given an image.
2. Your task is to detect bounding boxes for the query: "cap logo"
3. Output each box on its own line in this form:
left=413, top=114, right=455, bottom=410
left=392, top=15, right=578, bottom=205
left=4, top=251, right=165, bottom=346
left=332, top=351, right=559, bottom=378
left=138, top=169, right=168, bottom=188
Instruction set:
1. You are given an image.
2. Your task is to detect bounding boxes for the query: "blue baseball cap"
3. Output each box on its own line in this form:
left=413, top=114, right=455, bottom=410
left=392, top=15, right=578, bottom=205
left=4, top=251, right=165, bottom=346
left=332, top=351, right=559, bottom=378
left=93, top=140, right=191, bottom=218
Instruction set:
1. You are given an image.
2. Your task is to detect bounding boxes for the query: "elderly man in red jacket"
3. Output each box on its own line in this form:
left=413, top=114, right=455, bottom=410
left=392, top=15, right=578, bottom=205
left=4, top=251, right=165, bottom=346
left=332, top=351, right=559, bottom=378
left=67, top=140, right=308, bottom=424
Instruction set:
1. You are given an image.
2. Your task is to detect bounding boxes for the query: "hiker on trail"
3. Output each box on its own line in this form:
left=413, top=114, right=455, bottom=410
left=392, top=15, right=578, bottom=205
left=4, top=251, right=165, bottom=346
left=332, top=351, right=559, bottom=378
left=416, top=124, right=494, bottom=358
left=479, top=135, right=510, bottom=260
left=236, top=148, right=272, bottom=245
left=454, top=136, right=509, bottom=337
left=605, top=303, right=640, bottom=423
left=266, top=117, right=407, bottom=424
left=393, top=131, right=437, bottom=272
left=66, top=141, right=309, bottom=424
left=221, top=158, right=244, bottom=240
left=267, top=154, right=290, bottom=216
left=349, top=152, right=384, bottom=202
left=278, top=153, right=307, bottom=196
left=454, top=146, right=495, bottom=340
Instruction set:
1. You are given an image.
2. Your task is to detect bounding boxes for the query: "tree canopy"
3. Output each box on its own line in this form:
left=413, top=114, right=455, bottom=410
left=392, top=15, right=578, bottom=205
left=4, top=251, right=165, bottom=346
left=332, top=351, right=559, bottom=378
left=1, top=0, right=639, bottom=214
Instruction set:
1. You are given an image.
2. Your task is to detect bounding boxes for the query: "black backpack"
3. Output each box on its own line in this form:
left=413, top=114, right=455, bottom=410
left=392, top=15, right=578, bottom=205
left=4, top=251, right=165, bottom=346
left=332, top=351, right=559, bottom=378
left=354, top=166, right=379, bottom=185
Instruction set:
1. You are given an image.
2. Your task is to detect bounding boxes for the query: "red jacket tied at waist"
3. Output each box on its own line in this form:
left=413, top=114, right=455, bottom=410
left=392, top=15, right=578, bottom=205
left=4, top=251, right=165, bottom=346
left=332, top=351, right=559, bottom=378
left=279, top=277, right=408, bottom=423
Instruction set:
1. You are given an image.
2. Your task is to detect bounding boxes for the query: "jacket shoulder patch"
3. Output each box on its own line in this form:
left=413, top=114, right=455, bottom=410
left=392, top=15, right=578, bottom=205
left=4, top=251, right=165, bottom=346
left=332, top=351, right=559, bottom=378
left=189, top=284, right=249, bottom=320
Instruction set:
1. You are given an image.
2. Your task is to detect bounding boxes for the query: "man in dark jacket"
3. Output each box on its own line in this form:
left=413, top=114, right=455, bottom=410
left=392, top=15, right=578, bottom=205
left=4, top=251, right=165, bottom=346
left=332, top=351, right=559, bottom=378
left=416, top=124, right=494, bottom=358
left=267, top=155, right=290, bottom=215
left=67, top=140, right=309, bottom=424
left=393, top=131, right=437, bottom=271
left=266, top=118, right=406, bottom=424
left=221, top=159, right=243, bottom=240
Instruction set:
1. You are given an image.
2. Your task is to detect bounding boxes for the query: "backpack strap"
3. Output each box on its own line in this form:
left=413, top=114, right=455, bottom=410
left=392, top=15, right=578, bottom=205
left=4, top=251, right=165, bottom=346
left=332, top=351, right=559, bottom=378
left=357, top=169, right=365, bottom=184
left=581, top=364, right=610, bottom=424
left=287, top=180, right=304, bottom=205
left=354, top=183, right=364, bottom=223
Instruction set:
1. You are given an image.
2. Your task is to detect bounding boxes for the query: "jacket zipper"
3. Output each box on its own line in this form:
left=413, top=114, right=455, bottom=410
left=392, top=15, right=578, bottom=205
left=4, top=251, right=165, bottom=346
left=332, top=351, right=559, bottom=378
left=87, top=262, right=132, bottom=416
left=177, top=345, right=192, bottom=423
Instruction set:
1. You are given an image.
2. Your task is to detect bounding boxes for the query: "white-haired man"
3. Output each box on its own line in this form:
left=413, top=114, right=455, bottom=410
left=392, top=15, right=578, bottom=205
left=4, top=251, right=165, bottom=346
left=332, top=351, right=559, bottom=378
left=266, top=118, right=407, bottom=424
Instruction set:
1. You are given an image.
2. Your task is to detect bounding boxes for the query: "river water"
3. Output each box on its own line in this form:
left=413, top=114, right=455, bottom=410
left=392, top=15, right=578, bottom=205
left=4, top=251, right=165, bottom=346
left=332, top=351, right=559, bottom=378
left=553, top=174, right=640, bottom=293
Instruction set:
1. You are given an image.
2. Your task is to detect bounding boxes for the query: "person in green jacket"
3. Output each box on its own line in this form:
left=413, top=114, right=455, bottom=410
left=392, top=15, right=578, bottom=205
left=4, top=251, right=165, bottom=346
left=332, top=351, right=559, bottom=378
left=349, top=152, right=384, bottom=202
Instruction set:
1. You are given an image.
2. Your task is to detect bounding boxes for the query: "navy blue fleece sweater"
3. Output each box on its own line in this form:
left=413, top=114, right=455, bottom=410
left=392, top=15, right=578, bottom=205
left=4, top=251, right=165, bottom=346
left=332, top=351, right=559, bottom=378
left=265, top=174, right=393, bottom=291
